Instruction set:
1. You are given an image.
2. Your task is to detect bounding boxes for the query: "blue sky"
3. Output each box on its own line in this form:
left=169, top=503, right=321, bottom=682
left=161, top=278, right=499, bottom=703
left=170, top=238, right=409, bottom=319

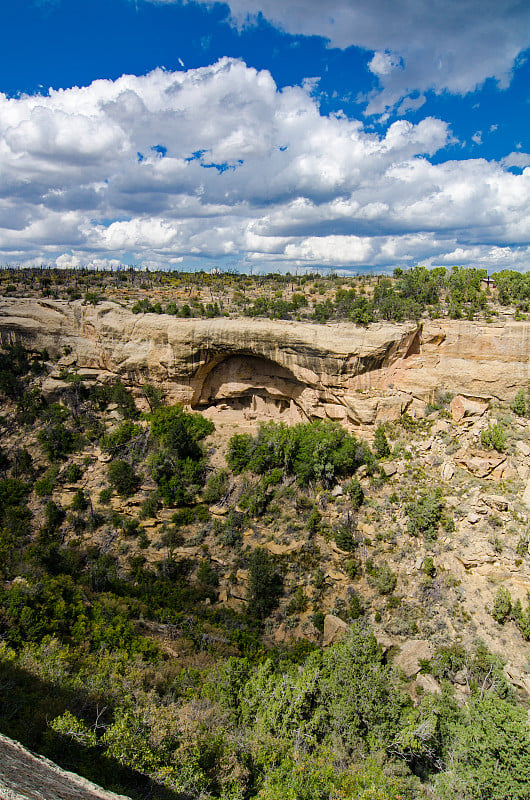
left=0, top=0, right=529, bottom=272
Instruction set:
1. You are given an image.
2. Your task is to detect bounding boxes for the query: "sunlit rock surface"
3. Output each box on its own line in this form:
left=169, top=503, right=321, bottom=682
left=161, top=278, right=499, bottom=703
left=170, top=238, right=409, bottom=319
left=1, top=298, right=529, bottom=424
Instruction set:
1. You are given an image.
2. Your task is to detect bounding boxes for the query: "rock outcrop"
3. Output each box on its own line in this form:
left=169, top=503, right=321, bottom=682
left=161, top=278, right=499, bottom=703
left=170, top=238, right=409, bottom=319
left=1, top=298, right=530, bottom=424
left=0, top=732, right=131, bottom=800
left=378, top=319, right=530, bottom=402
left=0, top=298, right=418, bottom=423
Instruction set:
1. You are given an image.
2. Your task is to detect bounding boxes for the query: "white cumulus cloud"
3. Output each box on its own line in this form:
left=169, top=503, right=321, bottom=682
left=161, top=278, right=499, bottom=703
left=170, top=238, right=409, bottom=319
left=172, top=0, right=530, bottom=113
left=0, top=59, right=528, bottom=271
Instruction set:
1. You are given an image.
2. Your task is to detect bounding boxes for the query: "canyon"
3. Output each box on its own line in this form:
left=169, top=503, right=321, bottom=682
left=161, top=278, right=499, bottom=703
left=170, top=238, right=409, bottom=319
left=3, top=293, right=530, bottom=798
left=1, top=298, right=529, bottom=425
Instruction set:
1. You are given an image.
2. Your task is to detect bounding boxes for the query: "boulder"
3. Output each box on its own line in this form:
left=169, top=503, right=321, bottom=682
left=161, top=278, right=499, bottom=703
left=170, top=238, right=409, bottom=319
left=415, top=674, right=441, bottom=695
left=344, top=395, right=379, bottom=425
left=450, top=395, right=488, bottom=423
left=209, top=504, right=228, bottom=515
left=454, top=448, right=506, bottom=478
left=504, top=664, right=530, bottom=695
left=265, top=541, right=301, bottom=555
left=484, top=494, right=509, bottom=512
left=323, top=614, right=349, bottom=646
left=325, top=569, right=348, bottom=581
left=440, top=461, right=454, bottom=481
left=516, top=440, right=530, bottom=457
left=522, top=479, right=530, bottom=510
left=393, top=640, right=434, bottom=677
left=0, top=732, right=132, bottom=800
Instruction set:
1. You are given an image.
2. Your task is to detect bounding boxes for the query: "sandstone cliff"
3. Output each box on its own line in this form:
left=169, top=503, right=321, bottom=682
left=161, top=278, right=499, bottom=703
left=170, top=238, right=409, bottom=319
left=1, top=298, right=529, bottom=424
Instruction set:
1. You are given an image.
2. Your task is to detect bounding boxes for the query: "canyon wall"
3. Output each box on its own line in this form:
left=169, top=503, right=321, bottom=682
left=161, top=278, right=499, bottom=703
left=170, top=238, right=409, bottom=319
left=1, top=298, right=529, bottom=424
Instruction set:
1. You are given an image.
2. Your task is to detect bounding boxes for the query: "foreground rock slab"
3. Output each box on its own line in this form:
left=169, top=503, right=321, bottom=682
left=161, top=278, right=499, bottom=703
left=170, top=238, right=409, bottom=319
left=0, top=733, right=131, bottom=800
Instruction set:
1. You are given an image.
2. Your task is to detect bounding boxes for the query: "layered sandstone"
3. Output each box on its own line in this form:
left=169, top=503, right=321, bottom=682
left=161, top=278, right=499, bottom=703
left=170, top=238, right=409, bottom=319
left=1, top=298, right=529, bottom=424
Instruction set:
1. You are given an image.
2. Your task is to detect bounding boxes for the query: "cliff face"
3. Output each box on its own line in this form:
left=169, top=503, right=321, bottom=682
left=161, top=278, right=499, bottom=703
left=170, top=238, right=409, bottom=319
left=1, top=298, right=529, bottom=424
left=377, top=320, right=530, bottom=402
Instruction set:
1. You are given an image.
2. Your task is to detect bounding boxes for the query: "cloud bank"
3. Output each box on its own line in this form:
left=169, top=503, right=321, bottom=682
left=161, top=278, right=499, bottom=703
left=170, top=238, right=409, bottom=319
left=177, top=0, right=530, bottom=114
left=0, top=59, right=529, bottom=271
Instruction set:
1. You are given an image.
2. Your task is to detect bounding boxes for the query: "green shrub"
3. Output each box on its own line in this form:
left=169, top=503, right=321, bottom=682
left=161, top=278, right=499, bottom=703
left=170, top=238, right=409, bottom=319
left=286, top=586, right=307, bottom=614
left=366, top=560, right=397, bottom=595
left=100, top=420, right=146, bottom=459
left=247, top=547, right=283, bottom=618
left=307, top=508, right=322, bottom=534
left=137, top=530, right=150, bottom=549
left=311, top=610, right=325, bottom=632
left=139, top=492, right=160, bottom=518
left=71, top=489, right=88, bottom=512
left=0, top=343, right=30, bottom=398
left=38, top=423, right=80, bottom=461
left=0, top=478, right=32, bottom=575
left=319, top=623, right=409, bottom=753
left=141, top=383, right=164, bottom=411
left=511, top=388, right=527, bottom=417
left=11, top=447, right=34, bottom=478
left=422, top=556, right=436, bottom=577
left=0, top=477, right=30, bottom=508
left=215, top=510, right=246, bottom=548
left=344, top=558, right=360, bottom=580
left=348, top=591, right=364, bottom=619
left=373, top=425, right=391, bottom=459
left=44, top=500, right=65, bottom=531
left=202, top=469, right=229, bottom=504
left=107, top=460, right=140, bottom=497
left=481, top=423, right=507, bottom=452
left=512, top=595, right=530, bottom=640
left=406, top=491, right=444, bottom=542
left=335, top=527, right=356, bottom=551
left=83, top=291, right=101, bottom=305
left=238, top=480, right=269, bottom=518
left=345, top=477, right=364, bottom=510
left=312, top=568, right=325, bottom=588
left=227, top=420, right=372, bottom=486
left=148, top=405, right=213, bottom=505
left=196, top=560, right=219, bottom=587
left=435, top=693, right=530, bottom=800
left=35, top=466, right=59, bottom=497
left=98, top=487, right=112, bottom=504
left=226, top=433, right=255, bottom=474
left=63, top=462, right=83, bottom=483
left=491, top=586, right=512, bottom=624
left=108, top=380, right=137, bottom=419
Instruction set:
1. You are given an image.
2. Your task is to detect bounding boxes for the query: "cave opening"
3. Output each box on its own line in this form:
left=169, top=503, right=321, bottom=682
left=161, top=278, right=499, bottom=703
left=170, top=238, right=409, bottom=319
left=191, top=353, right=307, bottom=420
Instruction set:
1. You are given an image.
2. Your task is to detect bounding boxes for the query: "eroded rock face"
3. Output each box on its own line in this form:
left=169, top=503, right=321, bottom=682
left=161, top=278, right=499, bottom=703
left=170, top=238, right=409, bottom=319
left=377, top=319, right=530, bottom=401
left=2, top=298, right=530, bottom=423
left=0, top=298, right=419, bottom=423
left=0, top=732, right=131, bottom=800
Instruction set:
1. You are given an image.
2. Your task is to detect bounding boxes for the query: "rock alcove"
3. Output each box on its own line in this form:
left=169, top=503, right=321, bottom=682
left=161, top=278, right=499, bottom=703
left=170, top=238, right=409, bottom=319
left=191, top=353, right=308, bottom=422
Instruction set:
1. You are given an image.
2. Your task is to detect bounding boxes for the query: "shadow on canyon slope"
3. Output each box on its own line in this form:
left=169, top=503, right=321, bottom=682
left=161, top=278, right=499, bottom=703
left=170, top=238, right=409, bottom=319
left=0, top=659, right=186, bottom=800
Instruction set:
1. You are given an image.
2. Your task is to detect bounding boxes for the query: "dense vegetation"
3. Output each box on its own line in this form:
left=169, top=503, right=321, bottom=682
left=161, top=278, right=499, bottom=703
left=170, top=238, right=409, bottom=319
left=226, top=419, right=374, bottom=486
left=1, top=339, right=530, bottom=800
left=1, top=263, right=529, bottom=324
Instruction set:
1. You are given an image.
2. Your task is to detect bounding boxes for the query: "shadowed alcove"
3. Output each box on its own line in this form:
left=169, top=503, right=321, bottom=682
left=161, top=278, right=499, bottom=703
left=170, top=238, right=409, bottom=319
left=191, top=353, right=309, bottom=420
